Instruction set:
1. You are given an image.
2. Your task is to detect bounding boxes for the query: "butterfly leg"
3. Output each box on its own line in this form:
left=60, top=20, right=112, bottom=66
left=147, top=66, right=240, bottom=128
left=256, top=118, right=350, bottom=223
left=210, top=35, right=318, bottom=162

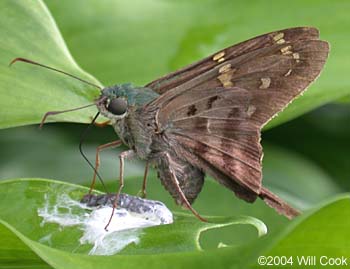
left=105, top=149, right=136, bottom=230
left=137, top=161, right=149, bottom=198
left=89, top=140, right=122, bottom=194
left=161, top=152, right=207, bottom=222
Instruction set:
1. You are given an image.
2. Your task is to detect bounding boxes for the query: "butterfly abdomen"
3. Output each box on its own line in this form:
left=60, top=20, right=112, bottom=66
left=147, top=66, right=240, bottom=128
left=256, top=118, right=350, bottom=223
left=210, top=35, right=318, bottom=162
left=154, top=151, right=204, bottom=205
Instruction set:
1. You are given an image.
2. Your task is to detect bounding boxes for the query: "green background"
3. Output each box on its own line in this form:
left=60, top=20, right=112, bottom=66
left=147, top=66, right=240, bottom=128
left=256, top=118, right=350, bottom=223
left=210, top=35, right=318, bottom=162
left=0, top=0, right=349, bottom=268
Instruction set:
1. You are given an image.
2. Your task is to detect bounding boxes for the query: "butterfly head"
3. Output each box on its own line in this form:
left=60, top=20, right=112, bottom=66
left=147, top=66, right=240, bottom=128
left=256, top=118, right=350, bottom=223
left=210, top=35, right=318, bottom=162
left=96, top=84, right=130, bottom=120
left=96, top=83, right=159, bottom=120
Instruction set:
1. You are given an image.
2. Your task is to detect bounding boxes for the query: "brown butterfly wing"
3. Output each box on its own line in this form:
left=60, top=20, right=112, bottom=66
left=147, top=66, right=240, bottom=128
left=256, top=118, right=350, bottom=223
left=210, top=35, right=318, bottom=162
left=167, top=87, right=262, bottom=193
left=145, top=27, right=329, bottom=217
left=146, top=27, right=321, bottom=95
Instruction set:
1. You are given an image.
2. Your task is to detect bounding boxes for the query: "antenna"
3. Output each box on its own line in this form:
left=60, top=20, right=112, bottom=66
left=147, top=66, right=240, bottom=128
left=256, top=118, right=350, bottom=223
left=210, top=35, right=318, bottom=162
left=9, top=57, right=102, bottom=90
left=9, top=57, right=103, bottom=127
left=10, top=58, right=108, bottom=192
left=39, top=103, right=96, bottom=128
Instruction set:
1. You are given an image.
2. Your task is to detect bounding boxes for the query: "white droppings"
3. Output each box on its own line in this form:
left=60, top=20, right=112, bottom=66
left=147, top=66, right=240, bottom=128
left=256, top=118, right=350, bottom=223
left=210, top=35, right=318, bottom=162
left=37, top=193, right=173, bottom=255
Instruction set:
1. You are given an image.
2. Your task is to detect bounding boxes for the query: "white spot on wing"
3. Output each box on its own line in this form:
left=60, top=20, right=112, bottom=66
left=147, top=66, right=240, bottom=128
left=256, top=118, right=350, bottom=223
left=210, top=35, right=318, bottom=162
left=293, top=52, right=300, bottom=59
left=217, top=57, right=225, bottom=63
left=293, top=52, right=300, bottom=62
left=259, top=77, right=271, bottom=89
left=247, top=105, right=256, bottom=116
left=219, top=63, right=232, bottom=73
left=273, top=32, right=285, bottom=44
left=213, top=51, right=225, bottom=61
left=206, top=119, right=211, bottom=133
left=273, top=32, right=284, bottom=41
left=284, top=69, right=292, bottom=77
left=280, top=45, right=292, bottom=55
left=218, top=73, right=233, bottom=87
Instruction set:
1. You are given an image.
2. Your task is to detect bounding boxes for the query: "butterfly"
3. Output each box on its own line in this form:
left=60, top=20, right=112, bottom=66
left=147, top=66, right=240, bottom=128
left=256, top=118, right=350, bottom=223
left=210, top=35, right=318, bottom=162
left=11, top=27, right=329, bottom=223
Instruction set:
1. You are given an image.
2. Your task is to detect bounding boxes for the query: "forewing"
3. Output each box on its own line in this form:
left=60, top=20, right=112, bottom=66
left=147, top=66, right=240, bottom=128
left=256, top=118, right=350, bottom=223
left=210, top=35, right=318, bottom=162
left=150, top=37, right=329, bottom=127
left=145, top=27, right=329, bottom=195
left=146, top=27, right=321, bottom=95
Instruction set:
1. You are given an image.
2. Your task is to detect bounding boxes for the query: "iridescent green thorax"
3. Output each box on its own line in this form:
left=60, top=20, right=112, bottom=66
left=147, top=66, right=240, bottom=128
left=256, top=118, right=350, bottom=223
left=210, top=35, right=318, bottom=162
left=102, top=83, right=159, bottom=106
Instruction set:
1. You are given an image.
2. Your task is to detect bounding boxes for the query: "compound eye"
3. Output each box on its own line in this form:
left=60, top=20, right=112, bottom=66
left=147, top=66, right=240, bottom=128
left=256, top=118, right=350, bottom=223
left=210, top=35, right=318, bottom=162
left=107, top=98, right=127, bottom=115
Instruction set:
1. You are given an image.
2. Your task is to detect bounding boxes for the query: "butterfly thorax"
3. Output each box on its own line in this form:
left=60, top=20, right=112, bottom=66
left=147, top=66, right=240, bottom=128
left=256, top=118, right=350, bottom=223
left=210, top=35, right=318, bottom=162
left=108, top=106, right=152, bottom=157
left=111, top=117, right=134, bottom=149
left=97, top=84, right=160, bottom=159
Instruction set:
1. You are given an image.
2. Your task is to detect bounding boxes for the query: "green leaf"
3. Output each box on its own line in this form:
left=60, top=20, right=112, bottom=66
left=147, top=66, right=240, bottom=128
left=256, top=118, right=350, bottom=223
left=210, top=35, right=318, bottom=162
left=0, top=0, right=101, bottom=129
left=1, top=179, right=348, bottom=269
left=250, top=195, right=350, bottom=268
left=270, top=195, right=350, bottom=253
left=46, top=0, right=350, bottom=128
left=0, top=221, right=51, bottom=269
left=264, top=106, right=350, bottom=190
left=0, top=178, right=266, bottom=269
left=262, top=144, right=341, bottom=210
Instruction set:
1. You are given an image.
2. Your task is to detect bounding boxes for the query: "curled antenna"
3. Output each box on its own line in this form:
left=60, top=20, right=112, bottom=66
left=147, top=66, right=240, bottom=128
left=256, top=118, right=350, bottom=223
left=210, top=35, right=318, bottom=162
left=9, top=57, right=102, bottom=90
left=79, top=112, right=108, bottom=193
